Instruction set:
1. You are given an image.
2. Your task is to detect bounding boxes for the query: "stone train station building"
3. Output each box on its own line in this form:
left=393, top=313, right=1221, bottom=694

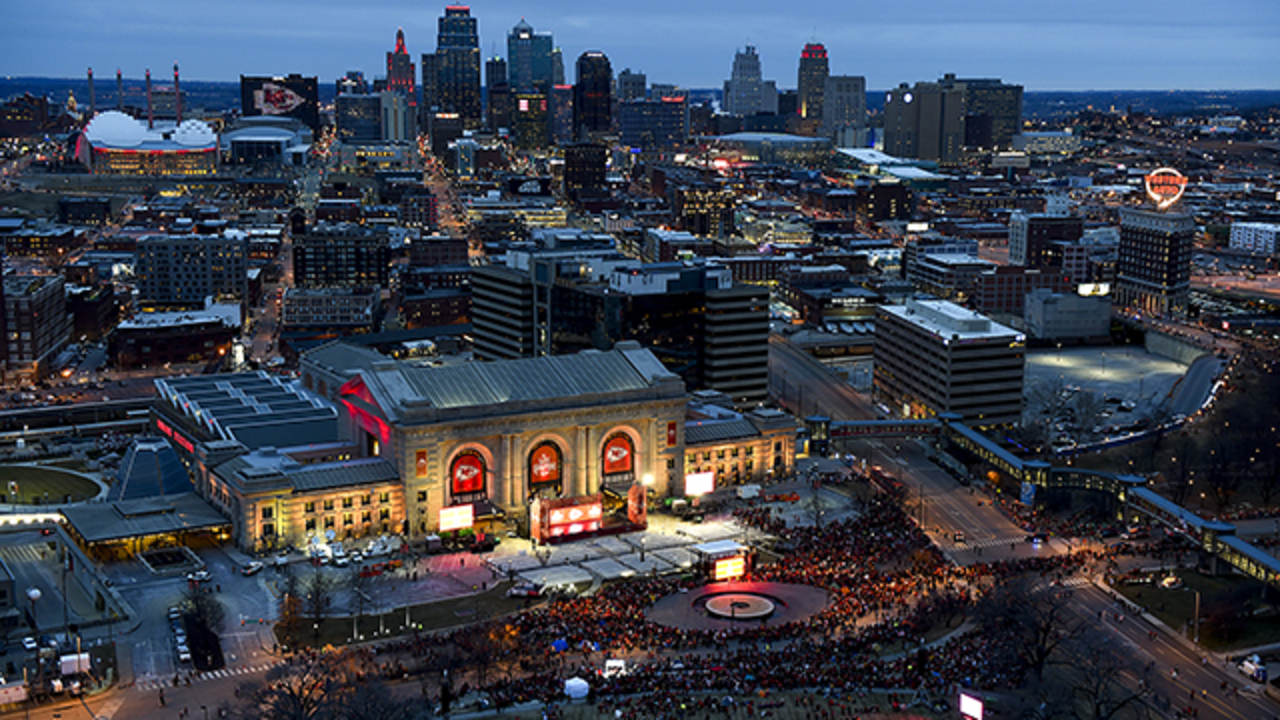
left=150, top=341, right=794, bottom=552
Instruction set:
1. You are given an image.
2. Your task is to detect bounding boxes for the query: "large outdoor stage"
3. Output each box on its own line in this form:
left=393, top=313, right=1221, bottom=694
left=645, top=581, right=830, bottom=631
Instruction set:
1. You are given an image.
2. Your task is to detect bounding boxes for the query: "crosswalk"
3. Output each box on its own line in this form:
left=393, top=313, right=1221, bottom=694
left=135, top=661, right=284, bottom=692
left=0, top=543, right=55, bottom=565
left=946, top=536, right=1059, bottom=551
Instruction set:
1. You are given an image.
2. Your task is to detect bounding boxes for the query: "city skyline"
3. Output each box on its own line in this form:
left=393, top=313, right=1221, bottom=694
left=2, top=0, right=1276, bottom=92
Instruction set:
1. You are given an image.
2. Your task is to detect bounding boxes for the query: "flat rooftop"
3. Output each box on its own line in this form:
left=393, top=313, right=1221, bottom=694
left=880, top=298, right=1021, bottom=342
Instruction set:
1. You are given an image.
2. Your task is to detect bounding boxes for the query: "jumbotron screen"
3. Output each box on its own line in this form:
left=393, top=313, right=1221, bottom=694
left=713, top=556, right=745, bottom=581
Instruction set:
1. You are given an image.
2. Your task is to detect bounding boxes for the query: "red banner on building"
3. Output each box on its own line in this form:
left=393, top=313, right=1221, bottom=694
left=529, top=443, right=561, bottom=486
left=450, top=451, right=485, bottom=496
left=603, top=434, right=633, bottom=476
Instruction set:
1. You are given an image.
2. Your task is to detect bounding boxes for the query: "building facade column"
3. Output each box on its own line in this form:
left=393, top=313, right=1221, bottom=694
left=575, top=425, right=590, bottom=496
left=496, top=433, right=516, bottom=511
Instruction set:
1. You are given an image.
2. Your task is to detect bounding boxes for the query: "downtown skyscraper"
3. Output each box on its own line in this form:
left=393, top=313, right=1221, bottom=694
left=723, top=46, right=775, bottom=116
left=573, top=51, right=612, bottom=139
left=385, top=28, right=416, bottom=107
left=508, top=19, right=554, bottom=93
left=797, top=43, right=828, bottom=122
left=434, top=5, right=482, bottom=129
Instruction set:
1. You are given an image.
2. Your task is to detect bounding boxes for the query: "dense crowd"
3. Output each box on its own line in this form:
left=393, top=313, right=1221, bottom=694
left=365, top=495, right=1106, bottom=715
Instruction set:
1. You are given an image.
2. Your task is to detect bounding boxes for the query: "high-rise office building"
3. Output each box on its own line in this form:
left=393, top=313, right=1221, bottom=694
left=473, top=245, right=769, bottom=407
left=420, top=53, right=439, bottom=111
left=551, top=48, right=564, bottom=85
left=335, top=94, right=383, bottom=144
left=1008, top=212, right=1084, bottom=268
left=507, top=19, right=554, bottom=93
left=549, top=85, right=574, bottom=145
left=337, top=71, right=368, bottom=96
left=486, top=56, right=511, bottom=131
left=380, top=91, right=414, bottom=142
left=563, top=143, right=607, bottom=200
left=883, top=80, right=964, bottom=163
left=822, top=75, right=866, bottom=146
left=873, top=298, right=1025, bottom=428
left=797, top=43, right=828, bottom=121
left=512, top=93, right=549, bottom=150
left=883, top=74, right=1022, bottom=161
left=1116, top=207, right=1194, bottom=317
left=959, top=77, right=1023, bottom=149
left=573, top=51, right=612, bottom=139
left=619, top=97, right=687, bottom=152
left=723, top=46, right=765, bottom=116
left=435, top=5, right=482, bottom=129
left=386, top=28, right=416, bottom=107
left=617, top=68, right=647, bottom=101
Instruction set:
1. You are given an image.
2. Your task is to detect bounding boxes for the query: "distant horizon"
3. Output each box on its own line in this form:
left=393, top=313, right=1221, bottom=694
left=1, top=0, right=1275, bottom=93
left=7, top=75, right=1280, bottom=96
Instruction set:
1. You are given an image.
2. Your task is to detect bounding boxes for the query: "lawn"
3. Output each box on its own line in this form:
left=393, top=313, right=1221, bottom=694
left=278, top=581, right=529, bottom=649
left=1115, top=569, right=1280, bottom=650
left=0, top=464, right=100, bottom=504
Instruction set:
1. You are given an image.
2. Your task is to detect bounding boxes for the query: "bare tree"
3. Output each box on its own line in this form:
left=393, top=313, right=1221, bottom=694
left=1062, top=630, right=1156, bottom=720
left=1070, top=391, right=1106, bottom=440
left=1158, top=434, right=1198, bottom=506
left=277, top=566, right=302, bottom=650
left=1255, top=436, right=1280, bottom=510
left=304, top=565, right=337, bottom=645
left=975, top=576, right=1087, bottom=682
left=226, top=651, right=430, bottom=720
left=1204, top=432, right=1243, bottom=512
left=182, top=582, right=226, bottom=633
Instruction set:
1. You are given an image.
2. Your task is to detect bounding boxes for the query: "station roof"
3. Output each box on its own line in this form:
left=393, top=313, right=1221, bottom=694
left=62, top=492, right=228, bottom=544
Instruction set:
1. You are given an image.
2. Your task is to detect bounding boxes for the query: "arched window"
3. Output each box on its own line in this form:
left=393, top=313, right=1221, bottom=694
left=528, top=441, right=563, bottom=494
left=449, top=449, right=486, bottom=500
left=601, top=432, right=635, bottom=485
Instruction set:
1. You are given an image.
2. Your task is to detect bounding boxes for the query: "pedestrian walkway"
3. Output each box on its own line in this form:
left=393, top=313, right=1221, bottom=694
left=134, top=660, right=284, bottom=692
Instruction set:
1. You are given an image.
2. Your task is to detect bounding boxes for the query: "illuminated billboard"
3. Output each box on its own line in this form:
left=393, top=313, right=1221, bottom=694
left=1144, top=167, right=1187, bottom=210
left=713, top=556, right=746, bottom=581
left=685, top=471, right=715, bottom=497
left=531, top=494, right=603, bottom=543
left=240, top=74, right=320, bottom=130
left=439, top=504, right=474, bottom=532
left=547, top=501, right=602, bottom=538
left=959, top=692, right=984, bottom=720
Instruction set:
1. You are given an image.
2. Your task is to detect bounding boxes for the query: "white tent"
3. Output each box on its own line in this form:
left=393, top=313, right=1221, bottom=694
left=564, top=677, right=590, bottom=700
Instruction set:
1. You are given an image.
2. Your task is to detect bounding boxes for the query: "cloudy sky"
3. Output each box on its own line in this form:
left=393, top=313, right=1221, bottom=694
left=5, top=0, right=1277, bottom=91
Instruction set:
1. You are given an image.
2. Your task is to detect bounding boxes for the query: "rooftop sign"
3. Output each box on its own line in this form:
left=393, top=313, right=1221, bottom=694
left=1144, top=167, right=1187, bottom=210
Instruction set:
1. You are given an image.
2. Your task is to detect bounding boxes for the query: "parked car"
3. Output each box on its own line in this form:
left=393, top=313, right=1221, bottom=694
left=506, top=583, right=541, bottom=598
left=21, top=637, right=38, bottom=652
left=186, top=570, right=212, bottom=583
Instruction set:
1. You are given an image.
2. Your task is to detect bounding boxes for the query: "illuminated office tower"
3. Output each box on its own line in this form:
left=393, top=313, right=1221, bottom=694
left=797, top=43, right=828, bottom=121
left=435, top=5, right=481, bottom=128
left=573, top=51, right=612, bottom=139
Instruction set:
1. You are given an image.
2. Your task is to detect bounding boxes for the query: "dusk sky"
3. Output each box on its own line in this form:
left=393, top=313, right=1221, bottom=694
left=4, top=0, right=1277, bottom=91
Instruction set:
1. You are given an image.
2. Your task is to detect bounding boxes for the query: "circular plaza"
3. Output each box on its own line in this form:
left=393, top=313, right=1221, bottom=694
left=645, top=581, right=830, bottom=630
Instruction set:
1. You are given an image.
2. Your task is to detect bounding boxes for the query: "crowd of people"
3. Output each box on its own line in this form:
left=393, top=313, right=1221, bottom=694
left=350, top=493, right=1120, bottom=715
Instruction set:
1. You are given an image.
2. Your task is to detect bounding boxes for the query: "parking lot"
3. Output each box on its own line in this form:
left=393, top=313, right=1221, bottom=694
left=1024, top=346, right=1191, bottom=449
